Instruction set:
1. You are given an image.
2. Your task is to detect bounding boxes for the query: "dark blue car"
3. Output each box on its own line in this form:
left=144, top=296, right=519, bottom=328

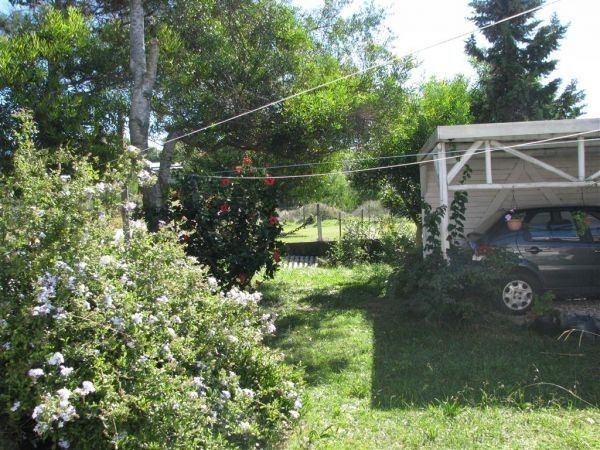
left=472, top=206, right=600, bottom=314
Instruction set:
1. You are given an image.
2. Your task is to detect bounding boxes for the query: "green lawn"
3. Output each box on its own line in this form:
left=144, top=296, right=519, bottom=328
left=281, top=219, right=343, bottom=243
left=261, top=265, right=600, bottom=449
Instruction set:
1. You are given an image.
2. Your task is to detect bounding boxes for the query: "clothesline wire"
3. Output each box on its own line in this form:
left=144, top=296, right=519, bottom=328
left=136, top=0, right=563, bottom=154
left=187, top=129, right=600, bottom=180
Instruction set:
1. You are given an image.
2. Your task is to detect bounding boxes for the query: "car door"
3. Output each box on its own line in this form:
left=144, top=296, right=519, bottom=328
left=585, top=209, right=600, bottom=288
left=516, top=209, right=591, bottom=291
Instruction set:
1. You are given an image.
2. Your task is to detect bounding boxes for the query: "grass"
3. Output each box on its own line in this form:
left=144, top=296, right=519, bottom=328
left=260, top=265, right=600, bottom=449
left=281, top=219, right=344, bottom=243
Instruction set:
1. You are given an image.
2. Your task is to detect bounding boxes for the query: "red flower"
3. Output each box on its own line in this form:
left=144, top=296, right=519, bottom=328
left=268, top=215, right=279, bottom=225
left=264, top=174, right=275, bottom=186
left=242, top=155, right=252, bottom=166
left=273, top=248, right=281, bottom=263
left=220, top=177, right=231, bottom=187
left=219, top=203, right=230, bottom=214
left=238, top=273, right=247, bottom=285
left=235, top=165, right=242, bottom=174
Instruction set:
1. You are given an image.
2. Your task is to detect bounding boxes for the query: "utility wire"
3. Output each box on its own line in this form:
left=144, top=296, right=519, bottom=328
left=205, top=136, right=600, bottom=174
left=142, top=0, right=563, bottom=154
left=194, top=128, right=600, bottom=180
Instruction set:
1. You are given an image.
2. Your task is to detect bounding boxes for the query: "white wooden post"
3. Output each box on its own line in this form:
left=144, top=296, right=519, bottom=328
left=578, top=137, right=585, bottom=181
left=485, top=140, right=493, bottom=184
left=437, top=143, right=449, bottom=257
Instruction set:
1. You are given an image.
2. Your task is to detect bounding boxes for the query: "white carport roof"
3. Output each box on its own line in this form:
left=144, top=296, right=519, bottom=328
left=419, top=118, right=600, bottom=160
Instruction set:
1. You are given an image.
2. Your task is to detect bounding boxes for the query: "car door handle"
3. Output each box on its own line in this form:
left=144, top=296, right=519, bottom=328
left=526, top=246, right=543, bottom=254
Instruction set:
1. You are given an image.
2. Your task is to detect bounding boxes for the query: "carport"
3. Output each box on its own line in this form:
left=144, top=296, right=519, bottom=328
left=419, top=118, right=600, bottom=256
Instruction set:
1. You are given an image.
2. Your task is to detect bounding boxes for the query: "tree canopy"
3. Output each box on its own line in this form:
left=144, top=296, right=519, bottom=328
left=465, top=0, right=585, bottom=122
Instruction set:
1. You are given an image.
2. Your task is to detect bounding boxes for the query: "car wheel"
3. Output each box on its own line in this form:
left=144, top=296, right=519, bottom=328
left=500, top=273, right=538, bottom=314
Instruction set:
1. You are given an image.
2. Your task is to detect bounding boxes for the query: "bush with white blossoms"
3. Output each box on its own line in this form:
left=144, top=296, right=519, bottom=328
left=0, top=116, right=301, bottom=449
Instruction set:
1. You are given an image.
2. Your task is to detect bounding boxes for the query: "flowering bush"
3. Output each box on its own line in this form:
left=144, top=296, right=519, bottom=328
left=0, top=120, right=300, bottom=449
left=176, top=157, right=284, bottom=289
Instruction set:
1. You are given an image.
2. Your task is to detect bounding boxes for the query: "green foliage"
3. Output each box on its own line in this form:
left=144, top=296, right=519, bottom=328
left=349, top=76, right=472, bottom=231
left=466, top=0, right=585, bottom=122
left=0, top=118, right=300, bottom=449
left=0, top=7, right=128, bottom=170
left=176, top=157, right=284, bottom=290
left=447, top=165, right=472, bottom=248
left=328, top=218, right=415, bottom=266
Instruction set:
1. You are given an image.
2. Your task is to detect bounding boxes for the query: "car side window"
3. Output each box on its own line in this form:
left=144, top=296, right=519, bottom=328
left=525, top=211, right=552, bottom=241
left=587, top=211, right=600, bottom=242
left=553, top=211, right=581, bottom=241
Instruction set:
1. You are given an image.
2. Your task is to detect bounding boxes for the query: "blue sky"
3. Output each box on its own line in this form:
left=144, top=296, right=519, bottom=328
left=2, top=0, right=598, bottom=118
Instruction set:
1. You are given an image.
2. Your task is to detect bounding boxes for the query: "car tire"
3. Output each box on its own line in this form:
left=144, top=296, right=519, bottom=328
left=499, top=272, right=539, bottom=315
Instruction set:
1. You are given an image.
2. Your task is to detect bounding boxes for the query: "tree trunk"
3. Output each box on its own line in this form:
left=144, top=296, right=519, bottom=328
left=129, top=0, right=158, bottom=151
left=142, top=130, right=182, bottom=231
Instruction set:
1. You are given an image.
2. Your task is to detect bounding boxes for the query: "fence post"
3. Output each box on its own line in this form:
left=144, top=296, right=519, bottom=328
left=338, top=211, right=342, bottom=240
left=361, top=209, right=364, bottom=225
left=303, top=205, right=306, bottom=223
left=317, top=203, right=323, bottom=241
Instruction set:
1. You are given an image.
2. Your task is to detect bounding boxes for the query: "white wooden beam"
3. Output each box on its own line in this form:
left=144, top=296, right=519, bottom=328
left=491, top=140, right=578, bottom=182
left=525, top=165, right=562, bottom=204
left=447, top=141, right=483, bottom=184
left=482, top=161, right=524, bottom=220
left=578, top=137, right=586, bottom=181
left=420, top=164, right=428, bottom=197
left=588, top=169, right=600, bottom=181
left=485, top=140, right=493, bottom=184
left=449, top=181, right=599, bottom=191
left=437, top=143, right=449, bottom=257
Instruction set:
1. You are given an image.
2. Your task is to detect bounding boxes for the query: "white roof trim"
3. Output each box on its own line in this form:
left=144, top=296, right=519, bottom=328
left=419, top=118, right=600, bottom=160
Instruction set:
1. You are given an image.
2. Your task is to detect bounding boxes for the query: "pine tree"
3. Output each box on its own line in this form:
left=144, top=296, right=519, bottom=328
left=465, top=0, right=585, bottom=122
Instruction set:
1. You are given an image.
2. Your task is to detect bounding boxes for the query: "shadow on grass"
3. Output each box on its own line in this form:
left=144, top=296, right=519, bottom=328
left=262, top=268, right=600, bottom=410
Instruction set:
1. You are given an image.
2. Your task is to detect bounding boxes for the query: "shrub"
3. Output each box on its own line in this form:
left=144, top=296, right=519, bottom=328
left=328, top=217, right=415, bottom=266
left=176, top=158, right=284, bottom=289
left=389, top=247, right=518, bottom=320
left=0, top=118, right=301, bottom=449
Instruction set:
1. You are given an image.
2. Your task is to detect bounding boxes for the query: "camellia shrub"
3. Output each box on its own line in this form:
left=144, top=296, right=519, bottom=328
left=176, top=157, right=284, bottom=289
left=0, top=118, right=301, bottom=449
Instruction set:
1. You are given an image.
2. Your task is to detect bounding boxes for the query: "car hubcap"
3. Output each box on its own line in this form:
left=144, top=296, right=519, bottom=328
left=502, top=280, right=534, bottom=311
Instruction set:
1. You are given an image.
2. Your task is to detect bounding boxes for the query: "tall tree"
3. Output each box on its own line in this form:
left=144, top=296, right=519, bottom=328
left=465, top=0, right=584, bottom=122
left=349, top=77, right=472, bottom=247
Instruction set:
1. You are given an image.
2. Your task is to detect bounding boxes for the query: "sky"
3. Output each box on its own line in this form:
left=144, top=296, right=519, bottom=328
left=1, top=0, right=598, bottom=118
left=294, top=0, right=600, bottom=118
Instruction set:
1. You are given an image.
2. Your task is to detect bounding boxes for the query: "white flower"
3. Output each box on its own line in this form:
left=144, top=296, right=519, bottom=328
left=74, top=261, right=87, bottom=272
left=240, top=388, right=255, bottom=398
left=207, top=277, right=219, bottom=288
left=57, top=388, right=71, bottom=407
left=265, top=323, right=276, bottom=334
left=60, top=175, right=71, bottom=182
left=28, top=368, right=44, bottom=379
left=110, top=316, right=124, bottom=329
left=192, top=377, right=206, bottom=389
left=38, top=232, right=46, bottom=240
left=60, top=366, right=74, bottom=377
left=2, top=342, right=10, bottom=350
left=226, top=335, right=239, bottom=344
left=221, top=390, right=231, bottom=400
left=32, top=405, right=45, bottom=420
left=171, top=315, right=182, bottom=324
left=99, top=255, right=114, bottom=266
left=294, top=398, right=302, bottom=410
left=10, top=401, right=20, bottom=412
left=113, top=228, right=124, bottom=243
left=131, top=313, right=143, bottom=325
left=148, top=315, right=158, bottom=324
left=156, top=295, right=169, bottom=304
left=48, top=352, right=65, bottom=366
left=167, top=327, right=177, bottom=338
left=58, top=439, right=70, bottom=449
left=75, top=381, right=95, bottom=397
left=239, top=421, right=251, bottom=432
left=289, top=410, right=300, bottom=419
left=123, top=201, right=137, bottom=212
